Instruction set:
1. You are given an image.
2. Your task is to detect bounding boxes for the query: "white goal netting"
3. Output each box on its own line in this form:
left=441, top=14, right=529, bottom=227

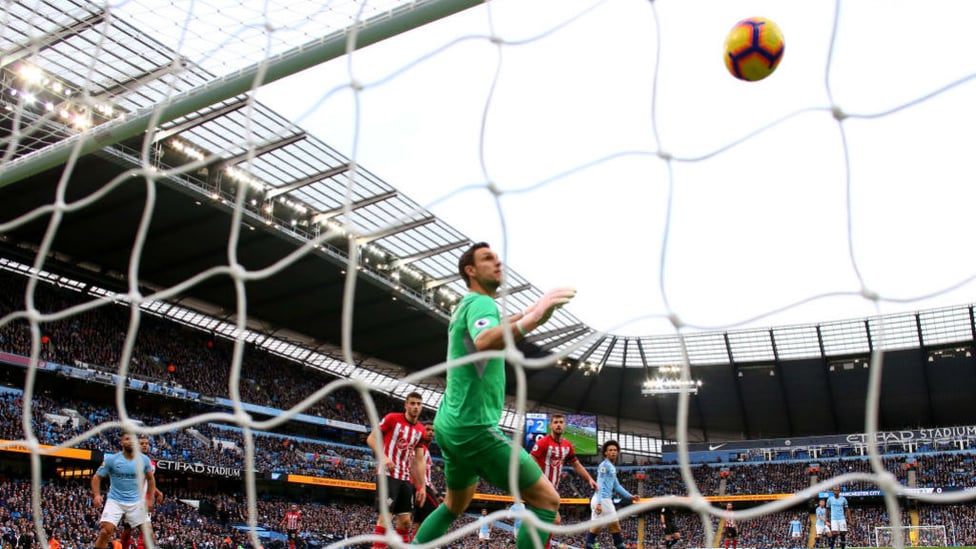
left=875, top=525, right=948, bottom=548
left=2, top=1, right=976, bottom=549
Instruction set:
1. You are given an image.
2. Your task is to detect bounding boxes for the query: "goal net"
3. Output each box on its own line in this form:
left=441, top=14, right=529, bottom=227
left=875, top=525, right=949, bottom=548
left=2, top=1, right=976, bottom=549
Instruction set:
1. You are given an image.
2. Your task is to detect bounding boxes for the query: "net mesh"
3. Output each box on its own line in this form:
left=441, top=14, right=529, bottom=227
left=875, top=525, right=948, bottom=548
left=1, top=1, right=976, bottom=549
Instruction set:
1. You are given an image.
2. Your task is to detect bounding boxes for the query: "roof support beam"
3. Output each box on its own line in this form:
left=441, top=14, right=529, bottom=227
left=152, top=98, right=250, bottom=143
left=359, top=216, right=436, bottom=244
left=815, top=326, right=841, bottom=433
left=575, top=337, right=614, bottom=412
left=221, top=132, right=307, bottom=166
left=424, top=274, right=460, bottom=291
left=392, top=240, right=468, bottom=268
left=724, top=333, right=751, bottom=438
left=497, top=283, right=532, bottom=298
left=267, top=163, right=352, bottom=199
left=914, top=314, right=936, bottom=425
left=313, top=190, right=398, bottom=224
left=636, top=340, right=668, bottom=440
left=616, top=339, right=629, bottom=434
left=572, top=336, right=614, bottom=416
left=538, top=326, right=592, bottom=352
left=524, top=323, right=586, bottom=345
left=769, top=329, right=795, bottom=437
left=536, top=336, right=606, bottom=409
left=91, top=58, right=189, bottom=101
left=1, top=12, right=106, bottom=68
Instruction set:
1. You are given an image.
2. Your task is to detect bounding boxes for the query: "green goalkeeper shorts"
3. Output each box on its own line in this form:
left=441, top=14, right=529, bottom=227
left=437, top=424, right=542, bottom=492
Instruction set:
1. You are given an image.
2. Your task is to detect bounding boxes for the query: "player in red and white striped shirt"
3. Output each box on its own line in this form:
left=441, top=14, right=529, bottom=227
left=366, top=392, right=427, bottom=548
left=530, top=414, right=597, bottom=549
left=281, top=504, right=302, bottom=549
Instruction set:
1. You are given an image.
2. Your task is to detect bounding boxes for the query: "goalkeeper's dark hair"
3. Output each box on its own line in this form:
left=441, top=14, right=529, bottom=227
left=458, top=242, right=490, bottom=287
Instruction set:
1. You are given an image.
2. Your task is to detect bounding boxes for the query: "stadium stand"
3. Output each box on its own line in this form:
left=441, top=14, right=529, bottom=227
left=3, top=268, right=976, bottom=549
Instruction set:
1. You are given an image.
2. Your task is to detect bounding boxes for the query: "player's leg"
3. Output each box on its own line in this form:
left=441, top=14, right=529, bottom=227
left=373, top=476, right=395, bottom=549
left=95, top=500, right=124, bottom=549
left=118, top=521, right=131, bottom=549
left=607, top=519, right=626, bottom=549
left=412, top=482, right=477, bottom=543
left=392, top=479, right=416, bottom=544
left=124, top=501, right=154, bottom=549
left=584, top=497, right=603, bottom=549
left=515, top=474, right=559, bottom=549
left=477, top=427, right=557, bottom=549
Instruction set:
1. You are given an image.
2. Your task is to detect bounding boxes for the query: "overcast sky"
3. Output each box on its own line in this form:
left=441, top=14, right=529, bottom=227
left=116, top=0, right=976, bottom=337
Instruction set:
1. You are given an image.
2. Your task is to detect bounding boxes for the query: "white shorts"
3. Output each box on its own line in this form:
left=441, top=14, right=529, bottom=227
left=816, top=524, right=829, bottom=535
left=590, top=496, right=618, bottom=521
left=830, top=519, right=847, bottom=532
left=791, top=532, right=802, bottom=539
left=100, top=499, right=148, bottom=528
left=479, top=532, right=491, bottom=541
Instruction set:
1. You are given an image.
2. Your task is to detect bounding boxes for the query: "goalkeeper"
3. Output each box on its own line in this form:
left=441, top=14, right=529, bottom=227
left=413, top=242, right=575, bottom=549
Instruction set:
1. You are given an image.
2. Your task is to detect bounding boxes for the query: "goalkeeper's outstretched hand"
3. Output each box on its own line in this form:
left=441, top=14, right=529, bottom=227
left=524, top=287, right=576, bottom=328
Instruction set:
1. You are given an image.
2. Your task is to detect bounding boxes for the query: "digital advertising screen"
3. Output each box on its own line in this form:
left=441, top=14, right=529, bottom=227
left=525, top=412, right=549, bottom=449
left=564, top=414, right=598, bottom=455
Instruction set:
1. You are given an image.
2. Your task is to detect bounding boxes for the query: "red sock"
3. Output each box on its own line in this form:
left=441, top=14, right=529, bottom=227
left=725, top=540, right=729, bottom=549
left=733, top=540, right=737, bottom=549
left=372, top=526, right=387, bottom=549
left=136, top=535, right=145, bottom=549
left=545, top=534, right=553, bottom=549
left=121, top=530, right=131, bottom=549
left=396, top=528, right=410, bottom=543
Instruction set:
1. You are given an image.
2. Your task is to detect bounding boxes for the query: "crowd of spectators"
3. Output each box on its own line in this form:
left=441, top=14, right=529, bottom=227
left=7, top=260, right=976, bottom=548
left=0, top=270, right=434, bottom=430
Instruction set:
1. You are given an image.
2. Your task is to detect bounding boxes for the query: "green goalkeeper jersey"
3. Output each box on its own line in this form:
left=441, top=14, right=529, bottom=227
left=437, top=292, right=506, bottom=430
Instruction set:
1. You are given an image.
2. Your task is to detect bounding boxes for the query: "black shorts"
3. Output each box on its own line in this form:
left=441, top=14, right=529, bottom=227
left=726, top=527, right=738, bottom=539
left=377, top=476, right=415, bottom=516
left=413, top=486, right=441, bottom=524
left=287, top=530, right=299, bottom=541
left=664, top=523, right=678, bottom=536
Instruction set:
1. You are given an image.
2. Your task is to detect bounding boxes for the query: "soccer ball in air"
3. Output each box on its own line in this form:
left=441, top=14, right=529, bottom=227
left=723, top=17, right=785, bottom=82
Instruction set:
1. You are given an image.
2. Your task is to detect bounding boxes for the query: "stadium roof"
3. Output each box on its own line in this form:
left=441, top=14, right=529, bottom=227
left=2, top=0, right=976, bottom=446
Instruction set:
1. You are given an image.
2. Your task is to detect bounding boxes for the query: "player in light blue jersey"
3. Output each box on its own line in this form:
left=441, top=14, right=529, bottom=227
left=510, top=501, right=526, bottom=542
left=787, top=517, right=803, bottom=549
left=815, top=499, right=831, bottom=547
left=477, top=509, right=491, bottom=549
left=91, top=434, right=155, bottom=549
left=826, top=488, right=851, bottom=549
left=584, top=441, right=639, bottom=549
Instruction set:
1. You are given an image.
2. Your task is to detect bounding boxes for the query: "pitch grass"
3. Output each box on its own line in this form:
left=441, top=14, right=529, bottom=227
left=563, top=424, right=598, bottom=455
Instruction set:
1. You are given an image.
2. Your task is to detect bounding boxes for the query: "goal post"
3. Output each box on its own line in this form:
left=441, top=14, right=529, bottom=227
left=874, top=525, right=948, bottom=548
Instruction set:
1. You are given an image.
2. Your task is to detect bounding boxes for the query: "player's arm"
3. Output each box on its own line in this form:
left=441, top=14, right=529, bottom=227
left=570, top=457, right=597, bottom=489
left=473, top=289, right=576, bottom=351
left=612, top=477, right=635, bottom=502
left=366, top=415, right=392, bottom=472
left=90, top=471, right=105, bottom=508
left=412, top=445, right=427, bottom=506
left=144, top=468, right=156, bottom=512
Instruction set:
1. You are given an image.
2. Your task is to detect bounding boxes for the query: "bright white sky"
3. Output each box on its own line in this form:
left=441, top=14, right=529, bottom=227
left=123, top=0, right=976, bottom=337
left=252, top=0, right=976, bottom=336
